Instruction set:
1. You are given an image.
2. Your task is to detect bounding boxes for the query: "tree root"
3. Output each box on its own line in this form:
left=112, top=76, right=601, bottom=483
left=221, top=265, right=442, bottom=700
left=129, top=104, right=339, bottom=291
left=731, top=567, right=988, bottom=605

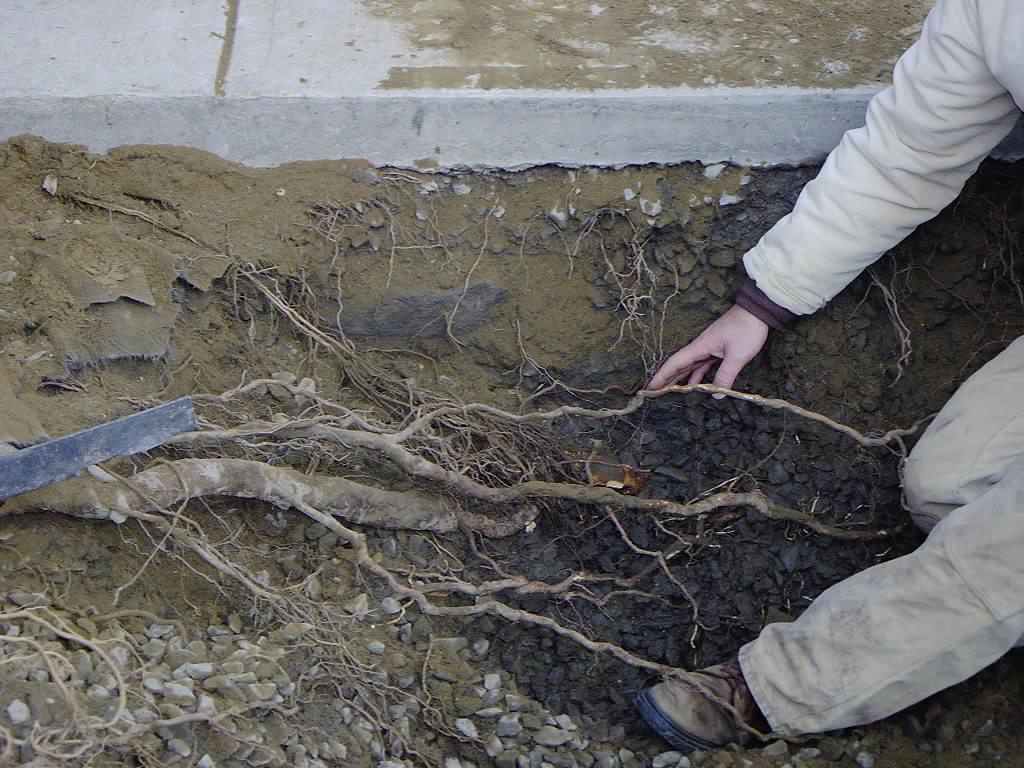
left=0, top=457, right=480, bottom=534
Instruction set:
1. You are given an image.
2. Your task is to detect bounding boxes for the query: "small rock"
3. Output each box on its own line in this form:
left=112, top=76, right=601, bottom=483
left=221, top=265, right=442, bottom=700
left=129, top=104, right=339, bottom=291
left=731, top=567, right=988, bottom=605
left=639, top=198, right=663, bottom=217
left=452, top=183, right=472, bottom=196
left=146, top=623, right=175, bottom=639
left=367, top=641, right=386, bottom=655
left=168, top=738, right=192, bottom=757
left=703, top=163, right=727, bottom=180
left=481, top=688, right=503, bottom=706
left=553, top=713, right=577, bottom=731
left=816, top=738, right=846, bottom=761
left=380, top=597, right=402, bottom=615
left=454, top=718, right=479, bottom=740
left=0, top=271, right=17, bottom=286
left=652, top=751, right=684, bottom=768
left=471, top=639, right=490, bottom=658
left=9, top=592, right=49, bottom=607
left=433, top=637, right=468, bottom=653
left=181, top=662, right=215, bottom=680
left=547, top=205, right=568, bottom=227
left=197, top=695, right=217, bottom=716
left=345, top=594, right=371, bottom=618
left=6, top=700, right=30, bottom=724
left=158, top=702, right=186, bottom=719
left=855, top=752, right=875, bottom=768
left=533, top=726, right=572, bottom=747
left=268, top=622, right=315, bottom=644
left=483, top=673, right=502, bottom=691
left=762, top=740, right=789, bottom=758
left=496, top=714, right=522, bottom=737
left=486, top=734, right=504, bottom=757
left=247, top=682, right=279, bottom=701
left=85, top=685, right=111, bottom=701
left=142, top=639, right=166, bottom=660
left=719, top=192, right=742, bottom=206
left=163, top=682, right=196, bottom=703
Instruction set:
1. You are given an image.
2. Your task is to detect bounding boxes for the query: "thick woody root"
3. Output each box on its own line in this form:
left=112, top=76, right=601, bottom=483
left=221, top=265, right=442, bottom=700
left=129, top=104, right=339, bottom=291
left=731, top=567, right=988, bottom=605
left=2, top=458, right=466, bottom=534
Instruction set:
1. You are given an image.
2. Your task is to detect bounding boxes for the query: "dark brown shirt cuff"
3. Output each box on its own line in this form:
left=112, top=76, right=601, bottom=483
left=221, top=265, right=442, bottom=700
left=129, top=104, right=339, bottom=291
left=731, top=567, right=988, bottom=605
left=735, top=279, right=798, bottom=331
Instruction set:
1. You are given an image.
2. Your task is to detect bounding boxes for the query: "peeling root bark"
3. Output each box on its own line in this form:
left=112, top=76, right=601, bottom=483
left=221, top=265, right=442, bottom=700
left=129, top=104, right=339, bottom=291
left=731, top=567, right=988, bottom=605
left=0, top=458, right=492, bottom=534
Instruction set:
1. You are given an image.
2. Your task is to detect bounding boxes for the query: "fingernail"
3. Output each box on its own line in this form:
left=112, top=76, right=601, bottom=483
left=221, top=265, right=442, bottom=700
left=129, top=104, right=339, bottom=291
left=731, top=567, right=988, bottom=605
left=712, top=393, right=725, bottom=400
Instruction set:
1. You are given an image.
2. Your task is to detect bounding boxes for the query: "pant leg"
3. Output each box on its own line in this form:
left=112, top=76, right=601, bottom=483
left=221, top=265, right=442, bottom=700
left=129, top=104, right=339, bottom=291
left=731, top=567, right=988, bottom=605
left=738, top=335, right=1024, bottom=736
left=903, top=335, right=1024, bottom=531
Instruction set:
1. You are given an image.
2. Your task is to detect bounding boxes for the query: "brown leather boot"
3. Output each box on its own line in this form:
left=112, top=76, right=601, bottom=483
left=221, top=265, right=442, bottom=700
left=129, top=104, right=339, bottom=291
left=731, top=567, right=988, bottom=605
left=635, top=661, right=762, bottom=752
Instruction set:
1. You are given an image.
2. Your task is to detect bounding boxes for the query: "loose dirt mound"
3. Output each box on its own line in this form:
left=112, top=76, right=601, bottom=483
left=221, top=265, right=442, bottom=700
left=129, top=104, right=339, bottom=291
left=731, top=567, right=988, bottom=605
left=0, top=136, right=1021, bottom=768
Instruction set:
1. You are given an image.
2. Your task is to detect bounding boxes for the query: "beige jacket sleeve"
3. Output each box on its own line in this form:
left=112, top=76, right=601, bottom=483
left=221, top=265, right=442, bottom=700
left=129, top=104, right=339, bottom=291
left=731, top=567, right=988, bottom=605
left=743, top=0, right=1021, bottom=316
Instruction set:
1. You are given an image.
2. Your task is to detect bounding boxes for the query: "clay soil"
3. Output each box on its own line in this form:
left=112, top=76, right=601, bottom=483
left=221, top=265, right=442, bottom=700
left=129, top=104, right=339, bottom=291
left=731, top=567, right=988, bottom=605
left=0, top=135, right=1022, bottom=768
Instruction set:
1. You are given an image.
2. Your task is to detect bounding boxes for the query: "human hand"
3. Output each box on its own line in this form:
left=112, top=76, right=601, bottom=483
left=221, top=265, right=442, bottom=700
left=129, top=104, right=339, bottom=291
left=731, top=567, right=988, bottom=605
left=647, top=304, right=769, bottom=390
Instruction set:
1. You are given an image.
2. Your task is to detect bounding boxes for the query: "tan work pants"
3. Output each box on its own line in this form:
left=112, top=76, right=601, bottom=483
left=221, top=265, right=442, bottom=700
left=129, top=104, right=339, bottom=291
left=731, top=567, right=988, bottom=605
left=739, top=335, right=1024, bottom=736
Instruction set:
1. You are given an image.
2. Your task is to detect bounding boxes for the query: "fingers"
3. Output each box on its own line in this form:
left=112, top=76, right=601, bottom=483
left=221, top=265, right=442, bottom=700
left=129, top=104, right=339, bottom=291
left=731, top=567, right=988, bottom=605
left=687, top=360, right=714, bottom=385
left=647, top=345, right=711, bottom=389
left=710, top=354, right=747, bottom=391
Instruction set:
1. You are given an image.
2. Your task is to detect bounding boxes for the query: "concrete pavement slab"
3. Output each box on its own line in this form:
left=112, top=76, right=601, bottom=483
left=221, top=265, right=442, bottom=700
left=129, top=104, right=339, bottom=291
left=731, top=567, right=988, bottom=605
left=0, top=0, right=1020, bottom=168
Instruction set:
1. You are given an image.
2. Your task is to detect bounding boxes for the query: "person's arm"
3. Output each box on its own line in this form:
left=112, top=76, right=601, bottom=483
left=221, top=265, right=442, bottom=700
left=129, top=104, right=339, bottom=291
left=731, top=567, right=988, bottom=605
left=745, top=0, right=1019, bottom=316
left=650, top=0, right=1019, bottom=390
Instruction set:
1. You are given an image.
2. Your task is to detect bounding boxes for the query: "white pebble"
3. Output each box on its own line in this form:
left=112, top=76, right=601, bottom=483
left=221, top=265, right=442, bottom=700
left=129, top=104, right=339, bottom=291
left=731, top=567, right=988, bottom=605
left=6, top=699, right=30, bottom=724
left=197, top=695, right=217, bottom=716
left=856, top=751, right=876, bottom=768
left=483, top=673, right=501, bottom=691
left=554, top=713, right=577, bottom=731
left=454, top=718, right=478, bottom=740
left=652, top=752, right=683, bottom=768
left=146, top=623, right=175, bottom=639
left=703, top=162, right=727, bottom=180
left=639, top=198, right=662, bottom=216
left=163, top=682, right=196, bottom=702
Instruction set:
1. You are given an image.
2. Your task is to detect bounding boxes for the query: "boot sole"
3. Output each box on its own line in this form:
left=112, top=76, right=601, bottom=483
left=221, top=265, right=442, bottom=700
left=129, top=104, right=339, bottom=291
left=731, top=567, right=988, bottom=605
left=635, top=688, right=724, bottom=753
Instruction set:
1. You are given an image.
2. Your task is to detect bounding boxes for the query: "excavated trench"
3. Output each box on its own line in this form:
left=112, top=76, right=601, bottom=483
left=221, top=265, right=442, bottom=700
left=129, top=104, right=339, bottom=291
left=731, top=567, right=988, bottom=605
left=0, top=136, right=1021, bottom=767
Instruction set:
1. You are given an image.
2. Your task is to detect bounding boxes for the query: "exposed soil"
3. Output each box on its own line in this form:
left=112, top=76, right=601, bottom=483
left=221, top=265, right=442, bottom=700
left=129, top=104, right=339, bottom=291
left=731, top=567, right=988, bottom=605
left=0, top=135, right=1022, bottom=768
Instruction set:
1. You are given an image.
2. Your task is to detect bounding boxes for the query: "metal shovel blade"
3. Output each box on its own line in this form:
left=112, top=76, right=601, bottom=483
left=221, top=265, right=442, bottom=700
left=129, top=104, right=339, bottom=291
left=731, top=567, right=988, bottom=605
left=0, top=396, right=196, bottom=501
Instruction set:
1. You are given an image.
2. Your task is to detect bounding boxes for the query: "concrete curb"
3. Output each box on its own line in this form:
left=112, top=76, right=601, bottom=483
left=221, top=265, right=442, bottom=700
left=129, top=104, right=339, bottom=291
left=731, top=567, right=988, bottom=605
left=3, top=90, right=1020, bottom=170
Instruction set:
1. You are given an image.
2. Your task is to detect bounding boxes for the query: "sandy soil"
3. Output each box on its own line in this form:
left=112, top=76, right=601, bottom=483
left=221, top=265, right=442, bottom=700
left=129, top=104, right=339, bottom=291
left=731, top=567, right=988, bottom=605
left=367, top=0, right=932, bottom=89
left=0, top=136, right=1022, bottom=767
